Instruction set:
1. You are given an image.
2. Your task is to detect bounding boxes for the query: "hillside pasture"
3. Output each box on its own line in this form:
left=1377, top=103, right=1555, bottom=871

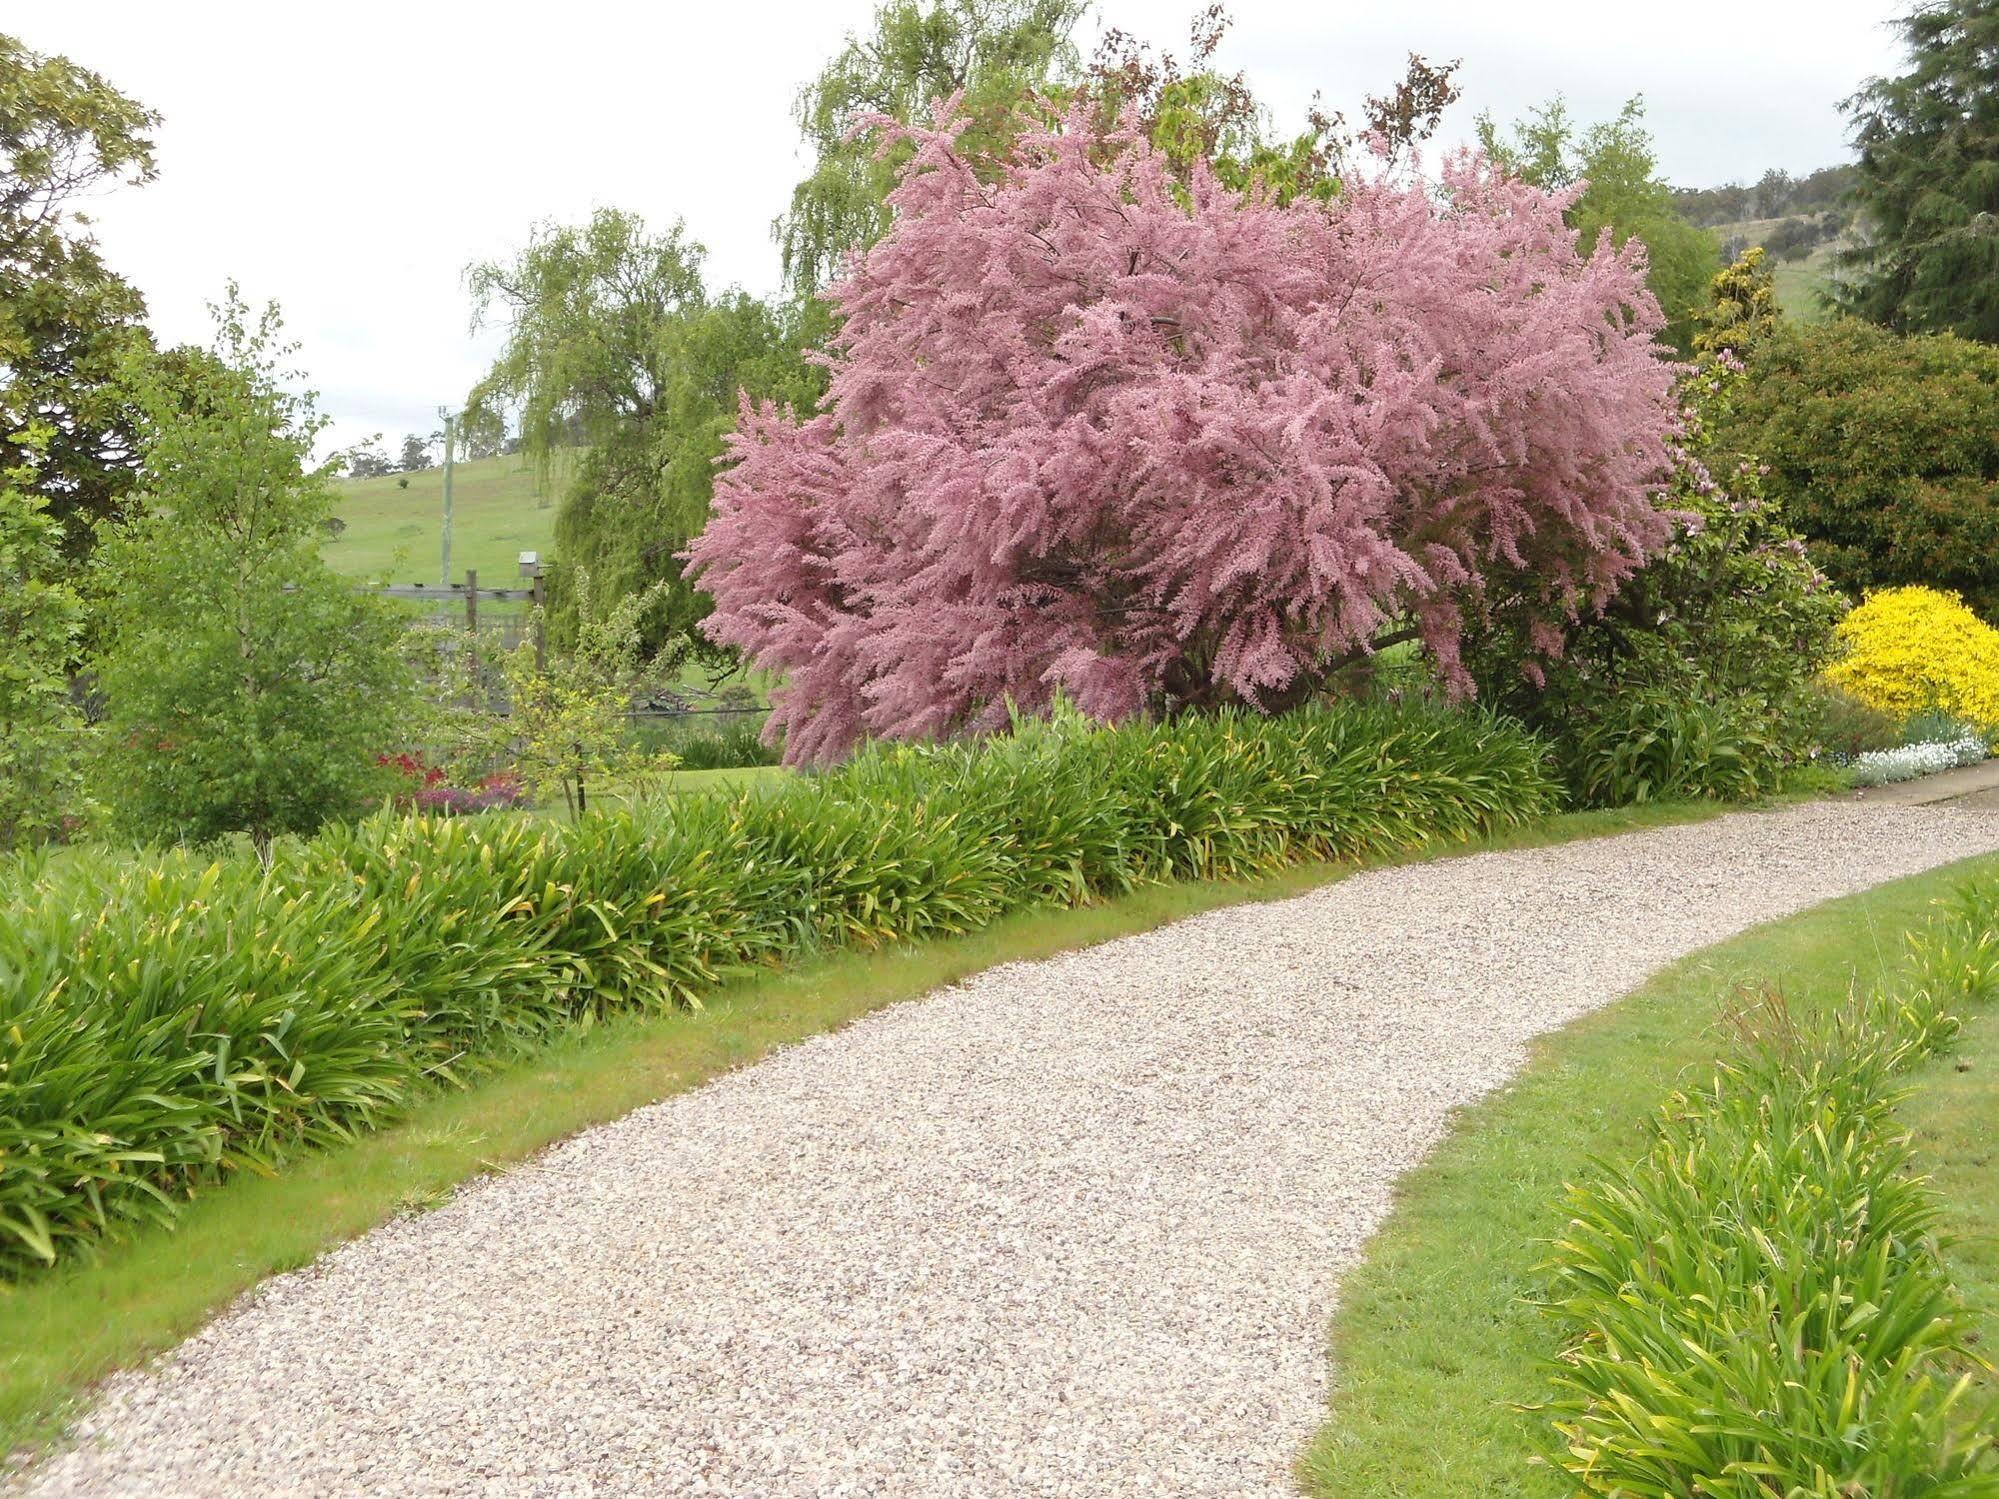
left=325, top=454, right=566, bottom=584
left=1712, top=215, right=1843, bottom=321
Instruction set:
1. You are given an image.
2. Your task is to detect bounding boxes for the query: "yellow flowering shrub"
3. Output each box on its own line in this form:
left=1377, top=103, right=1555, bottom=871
left=1825, top=585, right=1999, bottom=728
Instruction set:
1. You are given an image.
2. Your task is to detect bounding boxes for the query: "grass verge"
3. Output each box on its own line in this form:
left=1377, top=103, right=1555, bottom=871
left=1300, top=848, right=1999, bottom=1497
left=1904, top=1001, right=1999, bottom=1399
left=0, top=798, right=1725, bottom=1460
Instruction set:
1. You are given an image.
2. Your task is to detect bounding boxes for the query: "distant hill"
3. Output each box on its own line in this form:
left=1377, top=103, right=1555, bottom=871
left=1672, top=163, right=1858, bottom=325
left=324, top=454, right=566, bottom=586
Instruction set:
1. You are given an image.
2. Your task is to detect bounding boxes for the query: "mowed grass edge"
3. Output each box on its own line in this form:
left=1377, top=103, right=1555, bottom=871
left=1300, top=847, right=1999, bottom=1497
left=0, top=799, right=1725, bottom=1461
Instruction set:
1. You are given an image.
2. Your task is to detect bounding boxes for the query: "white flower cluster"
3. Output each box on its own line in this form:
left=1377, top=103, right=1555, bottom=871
left=1847, top=735, right=1990, bottom=788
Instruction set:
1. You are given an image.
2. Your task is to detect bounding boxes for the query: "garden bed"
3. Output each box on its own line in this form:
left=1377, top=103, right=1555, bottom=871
left=0, top=701, right=1556, bottom=1278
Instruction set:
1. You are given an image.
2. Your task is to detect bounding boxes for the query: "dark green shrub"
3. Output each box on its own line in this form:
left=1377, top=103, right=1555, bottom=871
left=0, top=701, right=1556, bottom=1275
left=1471, top=356, right=1846, bottom=807
left=1816, top=685, right=1906, bottom=761
left=1721, top=318, right=1999, bottom=616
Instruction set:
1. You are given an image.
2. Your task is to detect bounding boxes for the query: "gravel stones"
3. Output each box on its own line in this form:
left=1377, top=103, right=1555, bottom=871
left=20, top=803, right=1999, bottom=1498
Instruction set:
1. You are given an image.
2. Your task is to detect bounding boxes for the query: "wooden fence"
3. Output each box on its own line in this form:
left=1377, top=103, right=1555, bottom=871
left=362, top=570, right=546, bottom=669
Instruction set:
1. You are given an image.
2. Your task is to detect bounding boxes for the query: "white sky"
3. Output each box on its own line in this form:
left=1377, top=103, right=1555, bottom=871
left=28, top=1, right=1903, bottom=453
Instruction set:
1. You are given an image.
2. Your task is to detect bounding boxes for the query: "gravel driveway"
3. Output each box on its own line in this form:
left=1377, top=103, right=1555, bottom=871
left=21, top=802, right=1999, bottom=1498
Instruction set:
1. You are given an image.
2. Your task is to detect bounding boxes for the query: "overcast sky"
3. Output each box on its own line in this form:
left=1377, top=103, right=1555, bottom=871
left=30, top=1, right=1902, bottom=453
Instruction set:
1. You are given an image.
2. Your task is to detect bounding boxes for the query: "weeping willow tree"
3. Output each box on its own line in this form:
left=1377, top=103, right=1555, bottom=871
left=1837, top=0, right=1999, bottom=342
left=775, top=0, right=1087, bottom=295
left=465, top=210, right=821, bottom=660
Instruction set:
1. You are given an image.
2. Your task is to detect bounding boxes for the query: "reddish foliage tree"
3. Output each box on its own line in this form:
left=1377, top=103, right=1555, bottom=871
left=688, top=105, right=1681, bottom=764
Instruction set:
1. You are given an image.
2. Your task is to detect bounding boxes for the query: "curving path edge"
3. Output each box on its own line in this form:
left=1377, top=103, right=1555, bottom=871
left=21, top=802, right=1999, bottom=1498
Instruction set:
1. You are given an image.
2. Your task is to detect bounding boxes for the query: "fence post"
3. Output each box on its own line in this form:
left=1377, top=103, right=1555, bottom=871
left=464, top=569, right=479, bottom=701
left=438, top=411, right=455, bottom=587
left=531, top=572, right=547, bottom=675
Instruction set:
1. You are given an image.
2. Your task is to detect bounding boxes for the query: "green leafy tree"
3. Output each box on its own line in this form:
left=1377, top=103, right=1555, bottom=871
left=0, top=421, right=85, bottom=848
left=1718, top=315, right=1999, bottom=615
left=0, top=33, right=158, bottom=559
left=1837, top=0, right=1999, bottom=341
left=777, top=0, right=1085, bottom=295
left=466, top=209, right=822, bottom=659
left=345, top=441, right=392, bottom=479
left=1477, top=96, right=1719, bottom=350
left=493, top=573, right=675, bottom=820
left=1470, top=355, right=1846, bottom=805
left=90, top=288, right=417, bottom=849
left=457, top=404, right=504, bottom=460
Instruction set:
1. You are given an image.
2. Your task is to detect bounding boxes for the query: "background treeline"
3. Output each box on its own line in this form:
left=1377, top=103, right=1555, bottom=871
left=1674, top=163, right=1861, bottom=227
left=1674, top=162, right=1861, bottom=264
left=345, top=412, right=517, bottom=480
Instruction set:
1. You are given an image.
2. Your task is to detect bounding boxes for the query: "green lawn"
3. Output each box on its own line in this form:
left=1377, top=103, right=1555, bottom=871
left=324, top=453, right=566, bottom=585
left=0, top=798, right=1722, bottom=1462
left=655, top=765, right=788, bottom=796
left=1301, top=851, right=1999, bottom=1496
left=1771, top=241, right=1840, bottom=322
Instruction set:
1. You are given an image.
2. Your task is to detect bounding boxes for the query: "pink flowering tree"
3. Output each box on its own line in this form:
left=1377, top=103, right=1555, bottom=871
left=687, top=105, right=1681, bottom=765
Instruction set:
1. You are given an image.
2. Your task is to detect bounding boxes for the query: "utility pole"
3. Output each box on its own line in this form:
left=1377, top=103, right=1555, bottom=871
left=438, top=406, right=456, bottom=587
left=520, top=551, right=546, bottom=674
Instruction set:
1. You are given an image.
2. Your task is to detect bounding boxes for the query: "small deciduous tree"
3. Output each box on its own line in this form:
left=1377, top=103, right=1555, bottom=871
left=89, top=288, right=417, bottom=848
left=0, top=33, right=160, bottom=559
left=0, top=422, right=85, bottom=847
left=492, top=574, right=673, bottom=819
left=688, top=106, right=1680, bottom=764
left=1477, top=96, right=1718, bottom=350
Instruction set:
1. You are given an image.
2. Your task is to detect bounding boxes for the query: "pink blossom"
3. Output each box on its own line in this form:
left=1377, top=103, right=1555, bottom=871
left=688, top=103, right=1679, bottom=764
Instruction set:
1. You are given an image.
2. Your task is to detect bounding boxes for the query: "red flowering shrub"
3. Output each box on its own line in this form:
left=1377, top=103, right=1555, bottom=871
left=688, top=104, right=1681, bottom=764
left=379, top=752, right=447, bottom=789
left=377, top=755, right=527, bottom=816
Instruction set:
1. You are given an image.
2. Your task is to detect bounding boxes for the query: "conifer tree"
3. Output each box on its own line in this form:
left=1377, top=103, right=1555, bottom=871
left=1838, top=0, right=1999, bottom=341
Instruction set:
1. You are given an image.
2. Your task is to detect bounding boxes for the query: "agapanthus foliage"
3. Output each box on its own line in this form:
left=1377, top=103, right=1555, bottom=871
left=689, top=103, right=1680, bottom=763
